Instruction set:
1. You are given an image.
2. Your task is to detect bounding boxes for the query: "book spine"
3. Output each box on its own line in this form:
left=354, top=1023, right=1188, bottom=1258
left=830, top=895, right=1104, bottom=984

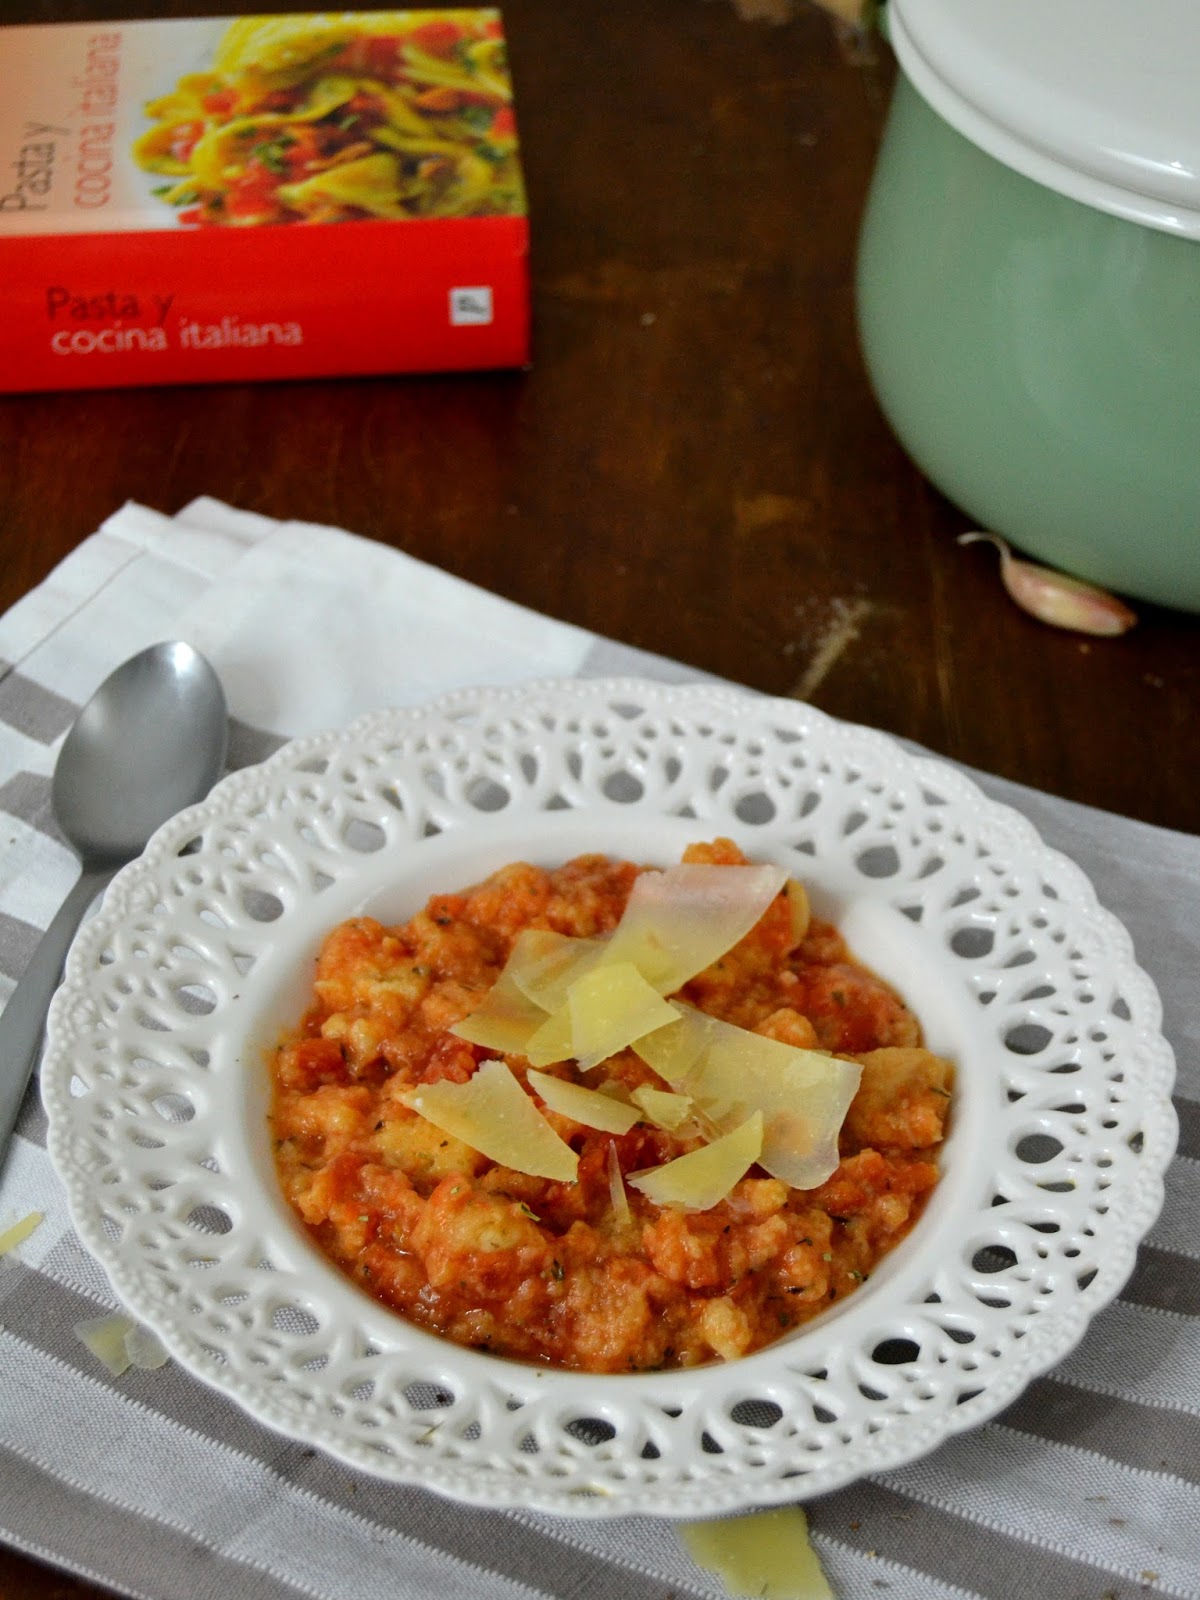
left=0, top=214, right=530, bottom=392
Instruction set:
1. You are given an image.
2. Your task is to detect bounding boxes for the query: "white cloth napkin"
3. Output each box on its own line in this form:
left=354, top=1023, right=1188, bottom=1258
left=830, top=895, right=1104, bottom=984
left=1, top=500, right=1197, bottom=1600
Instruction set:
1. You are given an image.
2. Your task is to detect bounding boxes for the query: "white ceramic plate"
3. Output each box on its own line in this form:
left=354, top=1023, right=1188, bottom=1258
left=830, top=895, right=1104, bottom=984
left=41, top=679, right=1177, bottom=1518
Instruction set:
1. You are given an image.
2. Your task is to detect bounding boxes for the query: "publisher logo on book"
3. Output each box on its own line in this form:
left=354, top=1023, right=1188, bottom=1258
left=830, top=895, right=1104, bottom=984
left=450, top=287, right=494, bottom=327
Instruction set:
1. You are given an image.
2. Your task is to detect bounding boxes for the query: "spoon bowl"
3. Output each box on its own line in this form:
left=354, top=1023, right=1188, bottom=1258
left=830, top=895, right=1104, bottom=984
left=53, top=641, right=228, bottom=865
left=0, top=641, right=228, bottom=1162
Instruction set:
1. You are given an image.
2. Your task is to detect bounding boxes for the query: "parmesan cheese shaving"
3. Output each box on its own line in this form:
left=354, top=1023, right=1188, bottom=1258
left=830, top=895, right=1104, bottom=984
left=632, top=1004, right=712, bottom=1086
left=74, top=1312, right=171, bottom=1374
left=449, top=928, right=605, bottom=1059
left=75, top=1313, right=137, bottom=1376
left=785, top=877, right=811, bottom=945
left=630, top=1085, right=693, bottom=1130
left=124, top=1322, right=170, bottom=1370
left=523, top=1003, right=576, bottom=1068
left=401, top=1059, right=579, bottom=1182
left=505, top=928, right=606, bottom=1010
left=603, top=862, right=787, bottom=994
left=527, top=1070, right=641, bottom=1133
left=566, top=961, right=680, bottom=1070
left=636, top=1005, right=860, bottom=1191
left=680, top=1506, right=835, bottom=1599
left=606, top=1140, right=631, bottom=1223
left=449, top=965, right=545, bottom=1056
left=0, top=1211, right=43, bottom=1256
left=683, top=1015, right=861, bottom=1190
left=628, top=1113, right=763, bottom=1211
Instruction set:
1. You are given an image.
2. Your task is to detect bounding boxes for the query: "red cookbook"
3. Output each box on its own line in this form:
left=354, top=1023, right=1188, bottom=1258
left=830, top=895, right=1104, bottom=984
left=0, top=10, right=530, bottom=392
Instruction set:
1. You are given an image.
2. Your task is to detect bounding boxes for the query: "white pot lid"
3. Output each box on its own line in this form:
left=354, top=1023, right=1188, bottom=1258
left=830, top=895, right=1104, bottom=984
left=888, top=0, right=1200, bottom=238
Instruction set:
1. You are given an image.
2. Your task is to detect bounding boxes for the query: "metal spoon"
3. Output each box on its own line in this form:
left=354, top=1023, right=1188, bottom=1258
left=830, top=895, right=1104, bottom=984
left=0, top=641, right=228, bottom=1163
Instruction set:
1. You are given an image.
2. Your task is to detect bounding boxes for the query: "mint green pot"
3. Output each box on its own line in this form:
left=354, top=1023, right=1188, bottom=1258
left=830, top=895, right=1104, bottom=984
left=856, top=72, right=1200, bottom=612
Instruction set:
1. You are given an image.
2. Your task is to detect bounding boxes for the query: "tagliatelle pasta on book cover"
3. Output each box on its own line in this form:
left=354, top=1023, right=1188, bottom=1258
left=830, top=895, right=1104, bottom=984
left=133, top=12, right=525, bottom=228
left=0, top=11, right=531, bottom=392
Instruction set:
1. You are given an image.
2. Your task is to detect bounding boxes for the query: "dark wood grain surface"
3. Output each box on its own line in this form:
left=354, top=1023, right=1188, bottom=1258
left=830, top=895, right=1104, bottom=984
left=0, top=1, right=1196, bottom=1595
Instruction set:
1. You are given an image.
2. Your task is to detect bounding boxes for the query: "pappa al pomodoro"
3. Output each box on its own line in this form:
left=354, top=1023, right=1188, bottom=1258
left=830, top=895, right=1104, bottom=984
left=134, top=10, right=524, bottom=227
left=270, top=840, right=952, bottom=1372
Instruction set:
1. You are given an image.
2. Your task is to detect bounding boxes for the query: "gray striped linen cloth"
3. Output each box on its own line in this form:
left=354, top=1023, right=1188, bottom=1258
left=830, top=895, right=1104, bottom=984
left=0, top=498, right=1196, bottom=1600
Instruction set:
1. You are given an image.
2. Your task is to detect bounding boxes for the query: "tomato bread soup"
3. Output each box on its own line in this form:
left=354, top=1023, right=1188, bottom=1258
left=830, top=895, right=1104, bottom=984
left=269, top=841, right=951, bottom=1373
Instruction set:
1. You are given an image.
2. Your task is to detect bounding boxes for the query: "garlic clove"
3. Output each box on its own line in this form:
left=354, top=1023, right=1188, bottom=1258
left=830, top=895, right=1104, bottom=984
left=958, top=532, right=1137, bottom=636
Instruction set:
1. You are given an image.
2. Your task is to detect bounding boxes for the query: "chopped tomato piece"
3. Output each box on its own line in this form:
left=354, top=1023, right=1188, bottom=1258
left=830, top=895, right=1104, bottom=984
left=490, top=106, right=517, bottom=140
left=225, top=169, right=281, bottom=222
left=362, top=35, right=403, bottom=78
left=201, top=88, right=239, bottom=117
left=331, top=35, right=403, bottom=78
left=407, top=20, right=463, bottom=58
left=169, top=120, right=204, bottom=164
left=412, top=86, right=467, bottom=113
left=280, top=127, right=320, bottom=176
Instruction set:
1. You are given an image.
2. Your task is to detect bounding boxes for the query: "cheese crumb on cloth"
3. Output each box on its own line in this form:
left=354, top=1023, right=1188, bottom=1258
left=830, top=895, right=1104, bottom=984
left=0, top=498, right=1196, bottom=1600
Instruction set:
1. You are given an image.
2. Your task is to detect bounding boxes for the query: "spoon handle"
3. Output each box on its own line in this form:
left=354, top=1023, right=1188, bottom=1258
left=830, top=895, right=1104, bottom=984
left=0, top=866, right=114, bottom=1166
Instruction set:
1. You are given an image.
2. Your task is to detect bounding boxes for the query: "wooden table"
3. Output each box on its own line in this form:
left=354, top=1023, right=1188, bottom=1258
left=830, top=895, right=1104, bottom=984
left=1, top=1, right=1196, bottom=1595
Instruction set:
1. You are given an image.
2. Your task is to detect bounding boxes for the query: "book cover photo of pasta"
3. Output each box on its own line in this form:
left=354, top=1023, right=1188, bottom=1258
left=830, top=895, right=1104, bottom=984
left=0, top=10, right=531, bottom=393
